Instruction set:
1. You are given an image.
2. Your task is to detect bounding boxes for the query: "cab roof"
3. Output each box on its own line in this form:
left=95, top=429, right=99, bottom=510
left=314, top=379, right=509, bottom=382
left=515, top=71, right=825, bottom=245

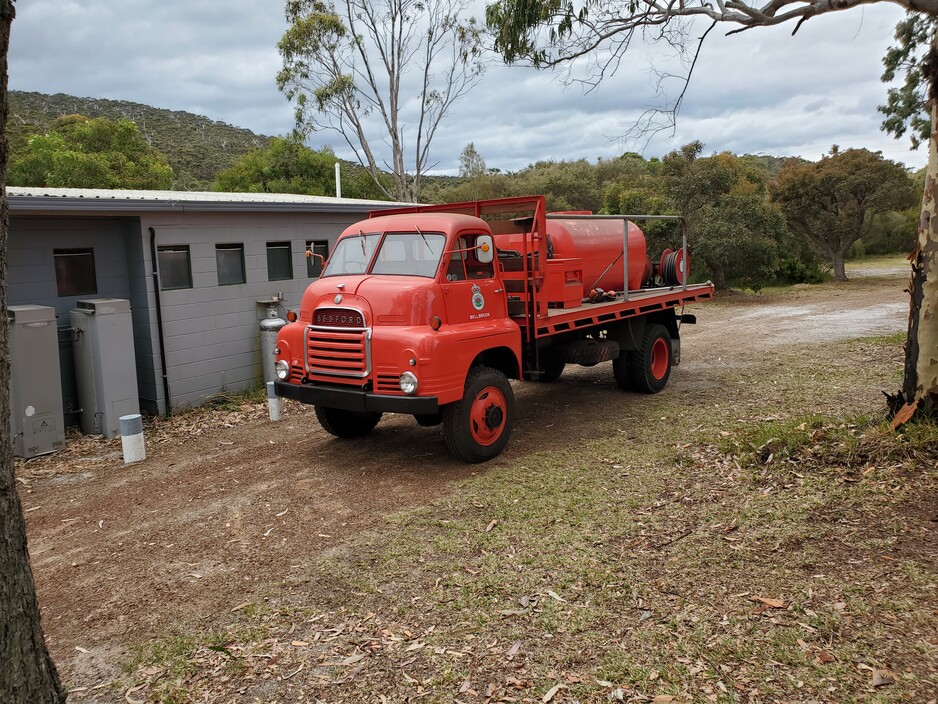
left=341, top=212, right=488, bottom=237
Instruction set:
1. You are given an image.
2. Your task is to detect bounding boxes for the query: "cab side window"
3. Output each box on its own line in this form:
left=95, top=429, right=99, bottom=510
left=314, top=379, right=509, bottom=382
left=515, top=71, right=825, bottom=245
left=465, top=234, right=494, bottom=279
left=446, top=237, right=467, bottom=281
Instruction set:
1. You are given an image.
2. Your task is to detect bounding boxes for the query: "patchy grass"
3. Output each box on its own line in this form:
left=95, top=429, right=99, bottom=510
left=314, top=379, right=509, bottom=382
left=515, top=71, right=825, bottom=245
left=125, top=416, right=937, bottom=702
left=86, top=326, right=938, bottom=703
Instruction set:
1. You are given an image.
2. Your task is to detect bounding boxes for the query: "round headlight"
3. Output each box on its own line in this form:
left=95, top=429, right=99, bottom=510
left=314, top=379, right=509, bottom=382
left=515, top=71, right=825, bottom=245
left=399, top=371, right=418, bottom=395
left=275, top=360, right=290, bottom=381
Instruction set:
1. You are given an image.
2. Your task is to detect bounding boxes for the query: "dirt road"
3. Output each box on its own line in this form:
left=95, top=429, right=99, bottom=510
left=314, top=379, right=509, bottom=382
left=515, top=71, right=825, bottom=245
left=18, top=265, right=910, bottom=694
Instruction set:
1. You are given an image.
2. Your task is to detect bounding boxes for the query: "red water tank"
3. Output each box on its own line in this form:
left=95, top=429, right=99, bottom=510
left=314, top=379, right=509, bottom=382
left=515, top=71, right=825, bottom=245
left=547, top=218, right=651, bottom=291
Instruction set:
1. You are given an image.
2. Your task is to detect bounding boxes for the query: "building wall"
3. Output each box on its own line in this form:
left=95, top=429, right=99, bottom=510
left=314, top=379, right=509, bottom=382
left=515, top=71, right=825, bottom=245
left=9, top=208, right=373, bottom=421
left=138, top=211, right=363, bottom=412
left=7, top=215, right=143, bottom=424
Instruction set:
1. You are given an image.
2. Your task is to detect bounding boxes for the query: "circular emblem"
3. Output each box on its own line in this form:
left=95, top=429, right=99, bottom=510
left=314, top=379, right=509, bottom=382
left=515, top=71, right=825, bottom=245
left=471, top=284, right=485, bottom=311
left=334, top=294, right=343, bottom=304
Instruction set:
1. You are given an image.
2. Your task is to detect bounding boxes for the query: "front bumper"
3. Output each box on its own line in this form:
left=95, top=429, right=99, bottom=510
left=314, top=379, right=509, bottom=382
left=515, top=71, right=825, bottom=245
left=274, top=380, right=439, bottom=414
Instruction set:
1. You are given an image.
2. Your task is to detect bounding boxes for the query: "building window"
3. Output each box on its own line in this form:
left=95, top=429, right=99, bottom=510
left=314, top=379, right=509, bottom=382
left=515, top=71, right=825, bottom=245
left=306, top=240, right=329, bottom=278
left=267, top=241, right=293, bottom=281
left=54, top=248, right=97, bottom=297
left=216, top=243, right=246, bottom=285
left=157, top=245, right=193, bottom=290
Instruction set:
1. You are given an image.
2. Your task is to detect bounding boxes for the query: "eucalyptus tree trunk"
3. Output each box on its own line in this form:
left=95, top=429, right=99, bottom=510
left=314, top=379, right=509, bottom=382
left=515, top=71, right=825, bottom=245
left=831, top=251, right=848, bottom=282
left=0, top=1, right=67, bottom=700
left=900, top=92, right=938, bottom=417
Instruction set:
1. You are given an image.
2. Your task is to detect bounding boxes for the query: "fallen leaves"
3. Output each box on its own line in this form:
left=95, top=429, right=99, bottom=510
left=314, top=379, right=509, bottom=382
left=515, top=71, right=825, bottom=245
left=751, top=596, right=787, bottom=609
left=541, top=683, right=566, bottom=702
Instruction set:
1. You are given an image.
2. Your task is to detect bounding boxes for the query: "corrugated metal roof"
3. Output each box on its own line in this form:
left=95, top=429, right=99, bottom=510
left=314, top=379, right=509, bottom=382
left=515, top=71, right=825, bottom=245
left=7, top=186, right=413, bottom=214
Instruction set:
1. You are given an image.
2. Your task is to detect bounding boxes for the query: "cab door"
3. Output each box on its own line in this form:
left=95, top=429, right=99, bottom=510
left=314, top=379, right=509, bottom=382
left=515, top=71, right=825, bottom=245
left=440, top=232, right=507, bottom=325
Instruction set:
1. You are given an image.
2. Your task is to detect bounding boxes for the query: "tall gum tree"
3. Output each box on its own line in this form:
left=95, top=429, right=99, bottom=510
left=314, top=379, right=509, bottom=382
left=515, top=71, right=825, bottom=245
left=277, top=0, right=485, bottom=203
left=0, top=1, right=67, bottom=701
left=771, top=147, right=917, bottom=281
left=485, top=0, right=938, bottom=419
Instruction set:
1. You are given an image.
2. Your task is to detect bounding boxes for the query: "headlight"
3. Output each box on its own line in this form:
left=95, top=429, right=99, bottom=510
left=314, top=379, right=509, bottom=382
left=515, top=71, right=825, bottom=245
left=399, top=371, right=418, bottom=395
left=275, top=360, right=290, bottom=381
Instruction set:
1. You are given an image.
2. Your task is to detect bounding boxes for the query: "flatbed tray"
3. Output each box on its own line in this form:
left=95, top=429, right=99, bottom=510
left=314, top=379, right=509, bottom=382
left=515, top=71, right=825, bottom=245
left=531, top=282, right=714, bottom=338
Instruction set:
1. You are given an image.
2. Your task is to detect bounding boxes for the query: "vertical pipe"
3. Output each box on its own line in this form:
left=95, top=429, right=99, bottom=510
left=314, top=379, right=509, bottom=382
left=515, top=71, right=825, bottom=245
left=148, top=227, right=172, bottom=416
left=335, top=162, right=342, bottom=199
left=622, top=218, right=630, bottom=303
left=682, top=220, right=688, bottom=291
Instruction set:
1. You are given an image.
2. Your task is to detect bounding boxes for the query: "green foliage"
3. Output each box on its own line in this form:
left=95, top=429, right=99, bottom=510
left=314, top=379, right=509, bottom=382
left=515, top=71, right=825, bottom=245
left=771, top=147, right=917, bottom=279
left=9, top=91, right=272, bottom=189
left=854, top=207, right=918, bottom=256
left=514, top=158, right=604, bottom=211
left=9, top=114, right=174, bottom=189
left=657, top=143, right=782, bottom=291
left=879, top=13, right=937, bottom=149
left=774, top=256, right=830, bottom=285
left=213, top=137, right=387, bottom=200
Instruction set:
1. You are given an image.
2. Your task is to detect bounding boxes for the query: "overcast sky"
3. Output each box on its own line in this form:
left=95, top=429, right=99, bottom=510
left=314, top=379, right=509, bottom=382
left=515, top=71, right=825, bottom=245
left=9, top=0, right=926, bottom=177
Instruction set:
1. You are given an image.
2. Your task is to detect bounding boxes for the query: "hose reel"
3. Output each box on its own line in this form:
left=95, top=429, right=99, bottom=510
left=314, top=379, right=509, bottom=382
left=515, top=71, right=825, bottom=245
left=659, top=248, right=686, bottom=286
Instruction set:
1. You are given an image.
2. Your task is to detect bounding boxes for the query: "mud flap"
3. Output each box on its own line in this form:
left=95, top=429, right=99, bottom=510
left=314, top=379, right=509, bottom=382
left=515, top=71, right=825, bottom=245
left=671, top=337, right=681, bottom=366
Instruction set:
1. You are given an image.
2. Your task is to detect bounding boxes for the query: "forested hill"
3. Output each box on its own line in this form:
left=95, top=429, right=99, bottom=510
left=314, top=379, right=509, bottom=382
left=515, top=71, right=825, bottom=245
left=8, top=91, right=273, bottom=189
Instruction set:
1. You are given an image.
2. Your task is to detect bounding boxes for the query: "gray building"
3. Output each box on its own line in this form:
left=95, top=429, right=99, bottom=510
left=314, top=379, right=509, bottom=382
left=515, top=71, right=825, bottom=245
left=8, top=187, right=405, bottom=422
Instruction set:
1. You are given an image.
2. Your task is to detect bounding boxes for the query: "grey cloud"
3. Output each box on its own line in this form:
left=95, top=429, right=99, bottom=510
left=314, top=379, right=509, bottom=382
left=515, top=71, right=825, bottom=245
left=9, top=0, right=925, bottom=179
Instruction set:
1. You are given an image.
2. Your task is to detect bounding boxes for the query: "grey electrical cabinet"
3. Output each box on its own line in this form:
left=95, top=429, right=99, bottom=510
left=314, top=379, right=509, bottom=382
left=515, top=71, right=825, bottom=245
left=71, top=298, right=140, bottom=438
left=9, top=305, right=66, bottom=458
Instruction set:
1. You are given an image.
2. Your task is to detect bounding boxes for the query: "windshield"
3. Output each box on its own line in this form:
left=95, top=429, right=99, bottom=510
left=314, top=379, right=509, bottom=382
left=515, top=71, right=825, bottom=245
left=371, top=232, right=446, bottom=277
left=321, top=233, right=381, bottom=276
left=323, top=231, right=447, bottom=278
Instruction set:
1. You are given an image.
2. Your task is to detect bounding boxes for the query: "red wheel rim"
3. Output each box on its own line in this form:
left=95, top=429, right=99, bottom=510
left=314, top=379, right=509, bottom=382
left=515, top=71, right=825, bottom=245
left=469, top=386, right=507, bottom=446
left=650, top=337, right=669, bottom=380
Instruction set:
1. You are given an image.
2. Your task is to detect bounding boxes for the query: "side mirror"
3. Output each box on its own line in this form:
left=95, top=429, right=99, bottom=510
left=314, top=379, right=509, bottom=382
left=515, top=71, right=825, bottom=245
left=476, top=235, right=494, bottom=264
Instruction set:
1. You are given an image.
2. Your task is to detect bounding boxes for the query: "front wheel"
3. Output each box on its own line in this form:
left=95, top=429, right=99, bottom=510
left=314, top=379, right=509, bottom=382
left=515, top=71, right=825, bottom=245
left=628, top=323, right=672, bottom=393
left=315, top=406, right=382, bottom=438
left=443, top=366, right=514, bottom=463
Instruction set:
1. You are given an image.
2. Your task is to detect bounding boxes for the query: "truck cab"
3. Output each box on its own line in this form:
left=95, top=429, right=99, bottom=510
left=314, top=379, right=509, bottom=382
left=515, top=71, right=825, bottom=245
left=274, top=212, right=523, bottom=462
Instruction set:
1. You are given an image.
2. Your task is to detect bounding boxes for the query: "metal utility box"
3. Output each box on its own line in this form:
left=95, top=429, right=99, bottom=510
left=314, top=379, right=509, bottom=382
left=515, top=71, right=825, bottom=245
left=70, top=298, right=140, bottom=438
left=9, top=305, right=66, bottom=458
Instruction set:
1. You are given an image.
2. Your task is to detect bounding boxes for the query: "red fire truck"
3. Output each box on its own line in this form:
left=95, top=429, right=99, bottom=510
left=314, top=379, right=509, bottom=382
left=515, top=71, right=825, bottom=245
left=274, top=196, right=713, bottom=462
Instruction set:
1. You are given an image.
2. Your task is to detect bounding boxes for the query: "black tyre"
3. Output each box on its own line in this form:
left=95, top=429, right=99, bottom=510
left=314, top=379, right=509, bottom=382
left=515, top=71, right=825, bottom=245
left=612, top=351, right=632, bottom=390
left=538, top=349, right=565, bottom=382
left=414, top=411, right=444, bottom=427
left=443, top=366, right=514, bottom=463
left=315, top=406, right=382, bottom=438
left=628, top=323, right=672, bottom=393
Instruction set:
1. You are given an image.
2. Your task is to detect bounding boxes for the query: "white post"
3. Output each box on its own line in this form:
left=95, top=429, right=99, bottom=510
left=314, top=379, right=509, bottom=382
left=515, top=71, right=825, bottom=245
left=267, top=381, right=283, bottom=422
left=335, top=162, right=342, bottom=199
left=119, top=413, right=146, bottom=465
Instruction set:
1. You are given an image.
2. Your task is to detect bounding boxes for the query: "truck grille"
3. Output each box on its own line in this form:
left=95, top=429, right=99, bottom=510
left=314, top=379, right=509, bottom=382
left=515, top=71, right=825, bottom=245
left=376, top=374, right=402, bottom=394
left=306, top=323, right=371, bottom=378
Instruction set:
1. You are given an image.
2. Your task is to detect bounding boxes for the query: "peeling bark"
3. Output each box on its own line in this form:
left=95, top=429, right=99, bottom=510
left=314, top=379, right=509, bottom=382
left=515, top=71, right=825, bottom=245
left=897, top=33, right=938, bottom=419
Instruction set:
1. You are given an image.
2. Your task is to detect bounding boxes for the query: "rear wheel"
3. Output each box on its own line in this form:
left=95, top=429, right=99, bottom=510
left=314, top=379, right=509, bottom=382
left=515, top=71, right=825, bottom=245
left=628, top=324, right=672, bottom=393
left=612, top=351, right=632, bottom=390
left=315, top=406, right=382, bottom=438
left=443, top=366, right=514, bottom=463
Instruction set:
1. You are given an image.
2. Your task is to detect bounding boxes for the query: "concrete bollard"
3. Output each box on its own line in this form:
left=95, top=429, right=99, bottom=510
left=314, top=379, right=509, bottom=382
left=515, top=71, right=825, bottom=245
left=119, top=413, right=146, bottom=465
left=267, top=381, right=283, bottom=422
